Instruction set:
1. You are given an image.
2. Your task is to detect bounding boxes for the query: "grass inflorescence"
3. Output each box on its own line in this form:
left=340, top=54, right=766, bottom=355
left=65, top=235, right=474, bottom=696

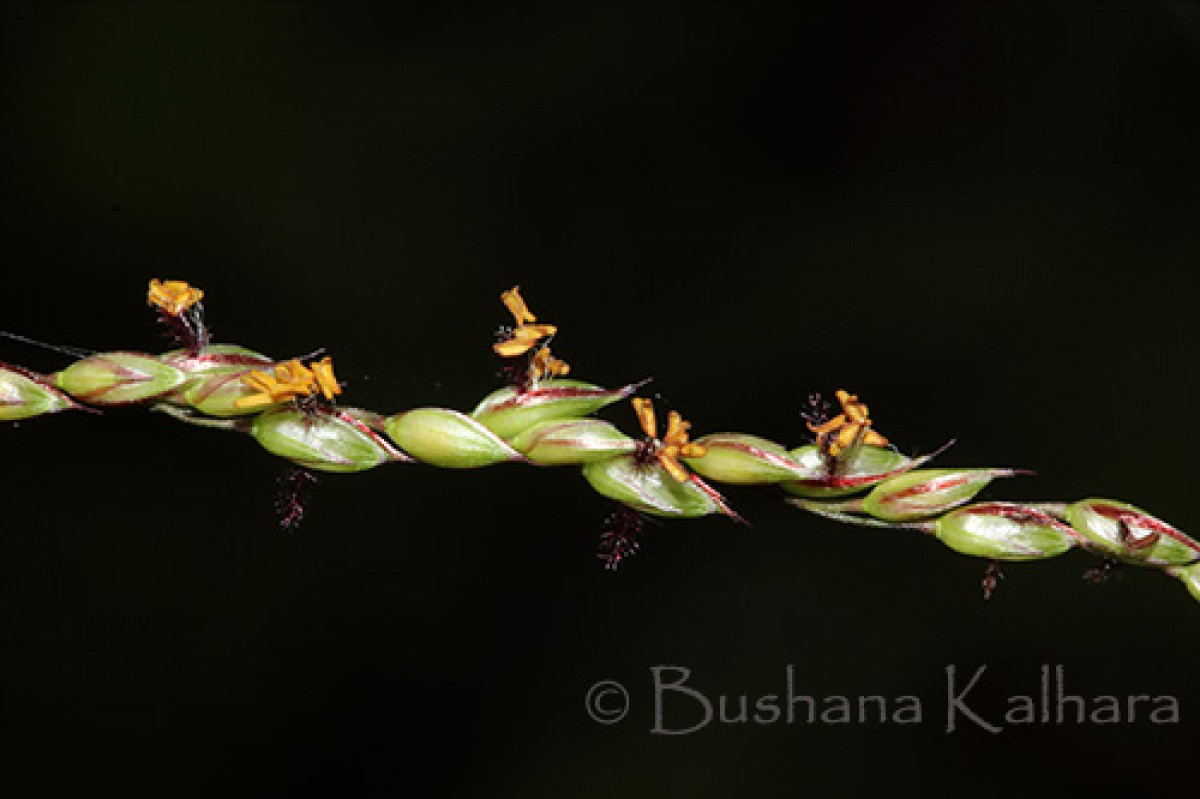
left=3, top=280, right=1198, bottom=606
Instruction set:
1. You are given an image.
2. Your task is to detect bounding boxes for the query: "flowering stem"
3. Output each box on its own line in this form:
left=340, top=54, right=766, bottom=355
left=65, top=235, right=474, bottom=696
left=3, top=280, right=1198, bottom=608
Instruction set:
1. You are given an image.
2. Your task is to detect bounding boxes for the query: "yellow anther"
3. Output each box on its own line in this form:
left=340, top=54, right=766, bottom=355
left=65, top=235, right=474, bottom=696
left=832, top=424, right=860, bottom=455
left=861, top=429, right=889, bottom=448
left=242, top=370, right=278, bottom=394
left=663, top=411, right=691, bottom=448
left=631, top=397, right=657, bottom=440
left=529, top=346, right=570, bottom=381
left=501, top=286, right=538, bottom=325
left=235, top=367, right=304, bottom=410
left=273, top=359, right=313, bottom=389
left=493, top=286, right=558, bottom=358
left=310, top=357, right=342, bottom=401
left=807, top=414, right=847, bottom=436
left=147, top=279, right=203, bottom=316
left=494, top=323, right=557, bottom=358
left=659, top=455, right=692, bottom=484
left=837, top=390, right=871, bottom=425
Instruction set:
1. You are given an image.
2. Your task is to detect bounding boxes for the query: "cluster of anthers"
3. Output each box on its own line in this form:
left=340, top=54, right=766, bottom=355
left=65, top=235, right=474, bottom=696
left=806, top=389, right=889, bottom=460
left=236, top=358, right=342, bottom=410
left=631, top=397, right=707, bottom=483
left=147, top=278, right=209, bottom=352
left=147, top=278, right=203, bottom=316
left=493, top=286, right=569, bottom=388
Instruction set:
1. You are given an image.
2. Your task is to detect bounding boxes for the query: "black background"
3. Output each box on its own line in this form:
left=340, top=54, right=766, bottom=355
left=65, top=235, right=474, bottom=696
left=3, top=3, right=1199, bottom=797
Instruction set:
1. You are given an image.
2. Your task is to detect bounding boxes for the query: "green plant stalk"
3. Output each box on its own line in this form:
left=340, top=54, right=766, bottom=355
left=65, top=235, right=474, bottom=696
left=4, top=289, right=1198, bottom=607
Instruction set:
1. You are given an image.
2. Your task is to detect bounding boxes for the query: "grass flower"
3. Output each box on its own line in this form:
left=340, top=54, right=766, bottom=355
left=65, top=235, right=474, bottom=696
left=236, top=356, right=342, bottom=410
left=147, top=279, right=203, bottom=316
left=631, top=397, right=707, bottom=483
left=807, top=389, right=889, bottom=458
left=147, top=278, right=209, bottom=352
left=493, top=286, right=557, bottom=358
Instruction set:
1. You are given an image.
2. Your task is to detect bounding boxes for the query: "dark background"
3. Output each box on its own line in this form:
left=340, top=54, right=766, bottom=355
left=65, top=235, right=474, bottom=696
left=3, top=3, right=1199, bottom=796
